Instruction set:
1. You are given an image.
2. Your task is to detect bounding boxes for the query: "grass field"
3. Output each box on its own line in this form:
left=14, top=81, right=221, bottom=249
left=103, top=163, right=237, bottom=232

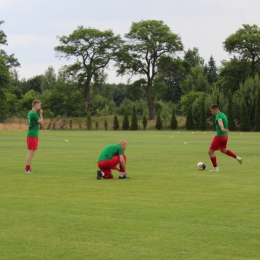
left=0, top=130, right=260, bottom=260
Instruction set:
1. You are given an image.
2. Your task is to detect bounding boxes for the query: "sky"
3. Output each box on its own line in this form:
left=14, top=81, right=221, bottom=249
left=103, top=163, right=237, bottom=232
left=1, top=0, right=260, bottom=83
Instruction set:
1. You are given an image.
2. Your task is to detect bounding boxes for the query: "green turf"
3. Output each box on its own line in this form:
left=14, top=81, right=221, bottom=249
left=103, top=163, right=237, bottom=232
left=0, top=130, right=259, bottom=260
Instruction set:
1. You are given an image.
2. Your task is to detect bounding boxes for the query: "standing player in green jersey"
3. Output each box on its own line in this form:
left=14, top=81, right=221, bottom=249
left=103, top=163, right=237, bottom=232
left=97, top=139, right=129, bottom=179
left=25, top=100, right=43, bottom=173
left=208, top=104, right=243, bottom=171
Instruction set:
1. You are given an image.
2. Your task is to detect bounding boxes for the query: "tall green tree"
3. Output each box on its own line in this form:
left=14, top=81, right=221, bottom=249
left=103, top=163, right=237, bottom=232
left=26, top=75, right=43, bottom=93
left=218, top=58, right=252, bottom=94
left=223, top=24, right=260, bottom=75
left=184, top=47, right=204, bottom=67
left=142, top=114, right=147, bottom=130
left=113, top=115, right=119, bottom=130
left=41, top=66, right=57, bottom=91
left=0, top=34, right=11, bottom=121
left=155, top=110, right=162, bottom=130
left=199, top=99, right=207, bottom=130
left=122, top=110, right=129, bottom=130
left=131, top=105, right=138, bottom=130
left=0, top=21, right=20, bottom=69
left=233, top=75, right=260, bottom=128
left=206, top=56, right=218, bottom=85
left=86, top=110, right=92, bottom=130
left=170, top=106, right=178, bottom=130
left=153, top=56, right=191, bottom=103
left=180, top=66, right=210, bottom=94
left=240, top=98, right=251, bottom=131
left=0, top=55, right=10, bottom=89
left=254, top=90, right=260, bottom=131
left=227, top=90, right=236, bottom=131
left=116, top=20, right=183, bottom=120
left=185, top=106, right=194, bottom=130
left=55, top=26, right=123, bottom=112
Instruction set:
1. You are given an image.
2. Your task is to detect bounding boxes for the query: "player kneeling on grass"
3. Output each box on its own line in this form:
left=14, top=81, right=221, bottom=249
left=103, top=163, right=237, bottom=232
left=97, top=140, right=129, bottom=179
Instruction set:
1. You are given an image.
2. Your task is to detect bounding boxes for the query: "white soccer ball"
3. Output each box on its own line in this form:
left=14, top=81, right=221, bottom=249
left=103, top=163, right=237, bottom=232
left=197, top=162, right=206, bottom=170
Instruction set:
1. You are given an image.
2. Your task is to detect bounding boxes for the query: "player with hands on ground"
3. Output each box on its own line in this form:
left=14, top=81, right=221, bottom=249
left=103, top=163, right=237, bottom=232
left=97, top=139, right=129, bottom=179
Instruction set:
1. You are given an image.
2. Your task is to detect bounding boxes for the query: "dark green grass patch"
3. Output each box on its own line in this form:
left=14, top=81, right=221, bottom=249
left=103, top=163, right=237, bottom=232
left=0, top=130, right=260, bottom=259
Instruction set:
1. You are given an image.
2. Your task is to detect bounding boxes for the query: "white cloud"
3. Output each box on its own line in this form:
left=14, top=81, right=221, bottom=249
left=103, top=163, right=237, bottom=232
left=2, top=0, right=260, bottom=81
left=7, top=34, right=57, bottom=49
left=0, top=0, right=7, bottom=8
left=53, top=19, right=132, bottom=37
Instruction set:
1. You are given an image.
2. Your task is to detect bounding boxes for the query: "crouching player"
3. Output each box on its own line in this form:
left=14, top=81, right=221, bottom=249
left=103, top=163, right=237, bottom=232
left=97, top=139, right=129, bottom=179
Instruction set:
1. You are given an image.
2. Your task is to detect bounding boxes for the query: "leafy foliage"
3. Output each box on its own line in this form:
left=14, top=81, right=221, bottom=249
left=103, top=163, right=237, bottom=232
left=184, top=47, right=204, bottom=67
left=55, top=26, right=123, bottom=111
left=218, top=58, right=252, bottom=94
left=116, top=20, right=183, bottom=119
left=223, top=24, right=260, bottom=75
left=180, top=66, right=210, bottom=94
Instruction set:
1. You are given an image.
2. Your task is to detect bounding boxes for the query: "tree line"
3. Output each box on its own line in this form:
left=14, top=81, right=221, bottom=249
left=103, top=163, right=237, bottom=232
left=1, top=20, right=260, bottom=131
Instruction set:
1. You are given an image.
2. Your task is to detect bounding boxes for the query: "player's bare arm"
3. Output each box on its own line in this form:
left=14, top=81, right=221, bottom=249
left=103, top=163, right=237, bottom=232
left=37, top=109, right=44, bottom=126
left=218, top=119, right=229, bottom=133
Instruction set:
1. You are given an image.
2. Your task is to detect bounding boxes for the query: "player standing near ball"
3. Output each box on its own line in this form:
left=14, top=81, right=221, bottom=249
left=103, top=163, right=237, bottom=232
left=97, top=139, right=129, bottom=179
left=25, top=100, right=43, bottom=174
left=208, top=104, right=242, bottom=171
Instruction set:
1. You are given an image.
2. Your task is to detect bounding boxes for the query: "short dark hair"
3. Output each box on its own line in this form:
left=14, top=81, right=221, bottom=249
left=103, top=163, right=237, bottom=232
left=32, top=100, right=41, bottom=107
left=210, top=104, right=219, bottom=110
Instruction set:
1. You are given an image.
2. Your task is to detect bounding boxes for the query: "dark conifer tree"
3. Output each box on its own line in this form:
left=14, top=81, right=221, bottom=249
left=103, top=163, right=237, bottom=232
left=86, top=110, right=92, bottom=130
left=155, top=111, right=162, bottom=130
left=131, top=106, right=138, bottom=130
left=207, top=55, right=218, bottom=85
left=113, top=115, right=119, bottom=130
left=142, top=114, right=147, bottom=130
left=104, top=119, right=108, bottom=130
left=122, top=110, right=129, bottom=130
left=227, top=90, right=236, bottom=131
left=199, top=99, right=207, bottom=130
left=170, top=106, right=178, bottom=130
left=240, top=99, right=251, bottom=131
left=186, top=106, right=194, bottom=130
left=254, top=90, right=260, bottom=131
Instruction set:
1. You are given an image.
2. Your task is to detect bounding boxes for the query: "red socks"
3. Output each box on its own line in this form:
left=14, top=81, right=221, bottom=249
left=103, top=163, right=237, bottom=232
left=226, top=150, right=237, bottom=159
left=210, top=156, right=217, bottom=167
left=25, top=165, right=30, bottom=171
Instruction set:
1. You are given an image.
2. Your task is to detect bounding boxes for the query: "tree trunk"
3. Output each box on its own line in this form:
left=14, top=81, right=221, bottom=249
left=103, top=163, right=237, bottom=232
left=84, top=81, right=91, bottom=112
left=146, top=80, right=155, bottom=120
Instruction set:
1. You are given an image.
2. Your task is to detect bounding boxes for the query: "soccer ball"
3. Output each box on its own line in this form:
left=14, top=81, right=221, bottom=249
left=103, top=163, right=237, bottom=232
left=197, top=162, right=206, bottom=170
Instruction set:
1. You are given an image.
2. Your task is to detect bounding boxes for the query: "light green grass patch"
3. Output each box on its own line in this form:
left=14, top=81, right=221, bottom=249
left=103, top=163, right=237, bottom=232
left=0, top=130, right=260, bottom=259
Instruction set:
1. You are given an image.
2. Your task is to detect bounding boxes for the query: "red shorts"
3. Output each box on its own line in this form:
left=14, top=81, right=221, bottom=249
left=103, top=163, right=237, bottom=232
left=210, top=136, right=228, bottom=151
left=27, top=137, right=38, bottom=150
